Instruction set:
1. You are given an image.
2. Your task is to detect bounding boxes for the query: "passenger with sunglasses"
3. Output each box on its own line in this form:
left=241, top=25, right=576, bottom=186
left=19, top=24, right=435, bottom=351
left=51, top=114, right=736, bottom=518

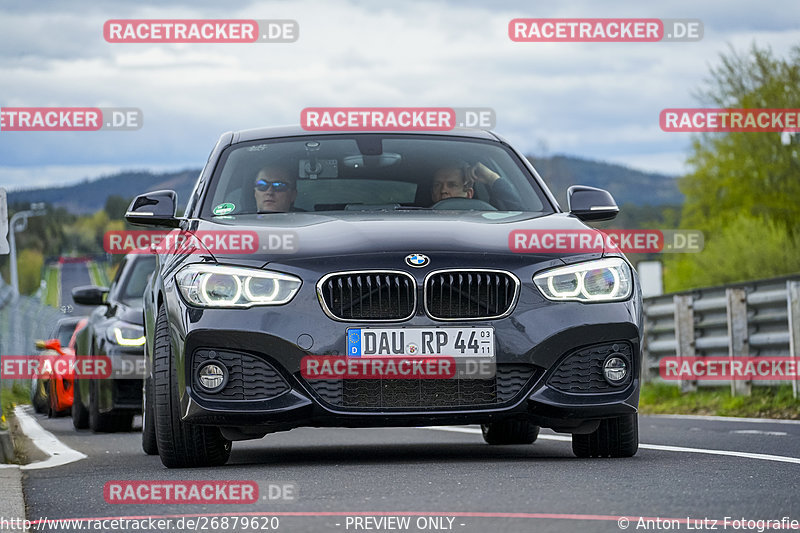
left=254, top=166, right=297, bottom=213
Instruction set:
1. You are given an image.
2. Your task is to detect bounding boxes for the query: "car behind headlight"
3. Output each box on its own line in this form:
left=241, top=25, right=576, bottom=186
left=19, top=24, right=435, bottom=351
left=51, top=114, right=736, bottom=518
left=533, top=257, right=632, bottom=302
left=176, top=264, right=302, bottom=308
left=107, top=322, right=146, bottom=346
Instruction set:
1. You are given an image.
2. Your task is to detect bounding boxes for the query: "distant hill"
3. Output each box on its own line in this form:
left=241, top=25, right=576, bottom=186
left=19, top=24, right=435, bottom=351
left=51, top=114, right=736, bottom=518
left=531, top=155, right=683, bottom=207
left=7, top=155, right=682, bottom=214
left=8, top=169, right=199, bottom=214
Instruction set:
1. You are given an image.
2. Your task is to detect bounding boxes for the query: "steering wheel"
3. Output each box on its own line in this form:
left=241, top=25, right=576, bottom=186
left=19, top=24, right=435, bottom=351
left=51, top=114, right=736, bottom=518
left=431, top=197, right=497, bottom=211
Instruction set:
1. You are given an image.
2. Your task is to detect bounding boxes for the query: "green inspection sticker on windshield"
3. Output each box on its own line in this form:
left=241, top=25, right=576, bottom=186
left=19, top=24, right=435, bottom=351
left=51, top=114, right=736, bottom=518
left=213, top=203, right=235, bottom=215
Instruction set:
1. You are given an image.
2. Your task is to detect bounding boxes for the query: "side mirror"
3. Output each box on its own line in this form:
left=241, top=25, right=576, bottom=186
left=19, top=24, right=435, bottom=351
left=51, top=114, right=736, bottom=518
left=37, top=339, right=62, bottom=351
left=36, top=339, right=62, bottom=351
left=125, top=190, right=181, bottom=228
left=567, top=185, right=619, bottom=221
left=72, top=285, right=109, bottom=306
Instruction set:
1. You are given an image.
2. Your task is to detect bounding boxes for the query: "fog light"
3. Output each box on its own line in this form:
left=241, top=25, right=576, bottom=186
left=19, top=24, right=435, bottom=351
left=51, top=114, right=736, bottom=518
left=603, top=356, right=628, bottom=384
left=197, top=362, right=227, bottom=392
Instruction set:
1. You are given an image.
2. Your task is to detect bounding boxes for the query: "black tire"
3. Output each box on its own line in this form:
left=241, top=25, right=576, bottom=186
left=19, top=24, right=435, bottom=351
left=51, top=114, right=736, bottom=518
left=31, top=378, right=49, bottom=414
left=481, top=420, right=540, bottom=445
left=572, top=414, right=639, bottom=458
left=153, top=306, right=231, bottom=468
left=72, top=379, right=90, bottom=429
left=141, top=377, right=158, bottom=455
left=88, top=380, right=131, bottom=433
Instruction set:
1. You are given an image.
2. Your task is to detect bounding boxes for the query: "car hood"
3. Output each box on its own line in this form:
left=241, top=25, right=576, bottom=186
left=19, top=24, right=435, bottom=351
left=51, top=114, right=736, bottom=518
left=184, top=211, right=611, bottom=266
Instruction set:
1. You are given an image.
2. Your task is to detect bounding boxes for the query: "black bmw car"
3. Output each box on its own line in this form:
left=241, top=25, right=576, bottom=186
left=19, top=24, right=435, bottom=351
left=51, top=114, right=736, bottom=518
left=127, top=126, right=643, bottom=468
left=72, top=253, right=156, bottom=432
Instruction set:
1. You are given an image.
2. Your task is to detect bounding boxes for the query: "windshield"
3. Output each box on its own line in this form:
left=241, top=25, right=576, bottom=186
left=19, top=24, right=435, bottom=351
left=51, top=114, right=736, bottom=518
left=116, top=256, right=157, bottom=306
left=200, top=135, right=552, bottom=218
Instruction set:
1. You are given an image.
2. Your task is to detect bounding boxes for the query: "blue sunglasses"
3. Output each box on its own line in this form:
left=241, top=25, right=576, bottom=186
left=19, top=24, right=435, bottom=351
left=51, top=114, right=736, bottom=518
left=255, top=179, right=293, bottom=192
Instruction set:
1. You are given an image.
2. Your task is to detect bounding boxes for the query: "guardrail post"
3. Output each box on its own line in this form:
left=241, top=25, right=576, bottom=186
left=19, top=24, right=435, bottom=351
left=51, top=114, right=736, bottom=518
left=726, top=288, right=750, bottom=397
left=673, top=294, right=696, bottom=393
left=788, top=281, right=800, bottom=399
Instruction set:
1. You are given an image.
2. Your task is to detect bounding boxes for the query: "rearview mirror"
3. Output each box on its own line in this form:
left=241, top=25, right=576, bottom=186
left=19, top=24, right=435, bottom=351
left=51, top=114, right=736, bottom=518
left=567, top=185, right=619, bottom=221
left=125, top=190, right=181, bottom=227
left=72, top=285, right=109, bottom=306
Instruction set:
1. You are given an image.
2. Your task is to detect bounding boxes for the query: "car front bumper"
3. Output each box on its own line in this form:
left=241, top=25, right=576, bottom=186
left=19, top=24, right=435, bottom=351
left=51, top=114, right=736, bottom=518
left=161, top=267, right=643, bottom=438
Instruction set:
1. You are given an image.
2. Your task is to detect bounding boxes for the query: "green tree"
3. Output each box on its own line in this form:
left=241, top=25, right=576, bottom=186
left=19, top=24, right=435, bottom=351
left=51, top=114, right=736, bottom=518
left=668, top=43, right=800, bottom=291
left=17, top=248, right=44, bottom=295
left=104, top=195, right=130, bottom=221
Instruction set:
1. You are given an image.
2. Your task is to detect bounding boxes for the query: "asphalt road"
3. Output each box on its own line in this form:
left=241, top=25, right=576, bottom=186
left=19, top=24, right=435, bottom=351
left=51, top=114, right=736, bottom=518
left=18, top=415, right=800, bottom=533
left=58, top=261, right=95, bottom=316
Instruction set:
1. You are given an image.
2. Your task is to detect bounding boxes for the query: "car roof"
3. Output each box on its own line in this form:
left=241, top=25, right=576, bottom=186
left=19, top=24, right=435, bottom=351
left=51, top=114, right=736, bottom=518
left=231, top=125, right=501, bottom=144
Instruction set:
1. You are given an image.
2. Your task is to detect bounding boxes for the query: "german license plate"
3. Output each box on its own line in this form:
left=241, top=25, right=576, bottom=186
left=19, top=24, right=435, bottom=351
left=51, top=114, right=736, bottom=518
left=346, top=327, right=494, bottom=358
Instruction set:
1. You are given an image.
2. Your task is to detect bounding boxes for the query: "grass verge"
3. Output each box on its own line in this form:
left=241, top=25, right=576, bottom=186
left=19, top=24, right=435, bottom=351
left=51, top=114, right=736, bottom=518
left=0, top=383, right=30, bottom=431
left=44, top=265, right=59, bottom=307
left=88, top=261, right=105, bottom=286
left=639, top=382, right=800, bottom=419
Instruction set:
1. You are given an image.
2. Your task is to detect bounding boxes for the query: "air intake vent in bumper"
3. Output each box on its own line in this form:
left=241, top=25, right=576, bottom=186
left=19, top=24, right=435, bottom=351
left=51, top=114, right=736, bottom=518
left=303, top=364, right=540, bottom=409
left=192, top=349, right=290, bottom=400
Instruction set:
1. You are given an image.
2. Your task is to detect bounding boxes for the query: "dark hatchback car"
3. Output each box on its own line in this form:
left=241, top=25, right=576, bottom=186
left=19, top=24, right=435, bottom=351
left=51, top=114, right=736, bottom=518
left=127, top=126, right=643, bottom=468
left=72, top=253, right=156, bottom=432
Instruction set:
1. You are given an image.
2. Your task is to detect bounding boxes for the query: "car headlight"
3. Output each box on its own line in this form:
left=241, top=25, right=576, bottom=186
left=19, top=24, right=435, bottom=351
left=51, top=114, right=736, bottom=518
left=176, top=264, right=302, bottom=308
left=533, top=257, right=632, bottom=302
left=107, top=322, right=146, bottom=346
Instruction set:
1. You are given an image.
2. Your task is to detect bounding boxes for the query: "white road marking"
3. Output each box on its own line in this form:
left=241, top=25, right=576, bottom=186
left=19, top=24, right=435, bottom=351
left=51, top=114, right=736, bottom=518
left=13, top=405, right=86, bottom=470
left=423, top=426, right=800, bottom=465
left=730, top=430, right=788, bottom=436
left=645, top=414, right=800, bottom=425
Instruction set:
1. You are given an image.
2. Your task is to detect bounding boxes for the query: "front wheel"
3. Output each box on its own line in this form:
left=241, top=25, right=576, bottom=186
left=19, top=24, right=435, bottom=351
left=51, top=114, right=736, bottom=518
left=72, top=379, right=89, bottom=429
left=141, top=377, right=158, bottom=455
left=153, top=306, right=230, bottom=468
left=31, top=378, right=49, bottom=414
left=88, top=380, right=132, bottom=432
left=572, top=414, right=638, bottom=458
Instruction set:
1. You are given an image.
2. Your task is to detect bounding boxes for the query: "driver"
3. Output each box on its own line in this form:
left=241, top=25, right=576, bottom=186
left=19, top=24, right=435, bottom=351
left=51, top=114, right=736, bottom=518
left=431, top=162, right=523, bottom=210
left=431, top=165, right=474, bottom=203
left=253, top=166, right=297, bottom=213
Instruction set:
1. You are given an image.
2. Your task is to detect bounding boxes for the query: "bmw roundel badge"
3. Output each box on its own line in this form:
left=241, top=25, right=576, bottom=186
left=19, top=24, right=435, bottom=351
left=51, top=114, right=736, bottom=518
left=405, top=253, right=429, bottom=268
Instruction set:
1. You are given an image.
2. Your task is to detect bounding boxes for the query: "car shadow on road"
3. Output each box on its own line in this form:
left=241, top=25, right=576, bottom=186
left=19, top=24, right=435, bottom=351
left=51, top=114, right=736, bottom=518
left=226, top=441, right=577, bottom=468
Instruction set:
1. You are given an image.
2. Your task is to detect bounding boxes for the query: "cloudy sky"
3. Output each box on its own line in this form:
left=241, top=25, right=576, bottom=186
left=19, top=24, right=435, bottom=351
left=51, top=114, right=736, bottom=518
left=0, top=0, right=798, bottom=190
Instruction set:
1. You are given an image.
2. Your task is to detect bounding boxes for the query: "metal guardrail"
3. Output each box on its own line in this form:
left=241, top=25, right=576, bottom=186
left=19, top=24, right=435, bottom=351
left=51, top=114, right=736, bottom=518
left=0, top=274, right=65, bottom=399
left=643, top=274, right=800, bottom=397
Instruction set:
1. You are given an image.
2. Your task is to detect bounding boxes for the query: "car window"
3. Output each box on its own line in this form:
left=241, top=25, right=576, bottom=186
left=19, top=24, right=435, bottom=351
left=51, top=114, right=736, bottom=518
left=108, top=256, right=128, bottom=296
left=55, top=321, right=76, bottom=345
left=200, top=135, right=552, bottom=218
left=115, top=256, right=157, bottom=306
